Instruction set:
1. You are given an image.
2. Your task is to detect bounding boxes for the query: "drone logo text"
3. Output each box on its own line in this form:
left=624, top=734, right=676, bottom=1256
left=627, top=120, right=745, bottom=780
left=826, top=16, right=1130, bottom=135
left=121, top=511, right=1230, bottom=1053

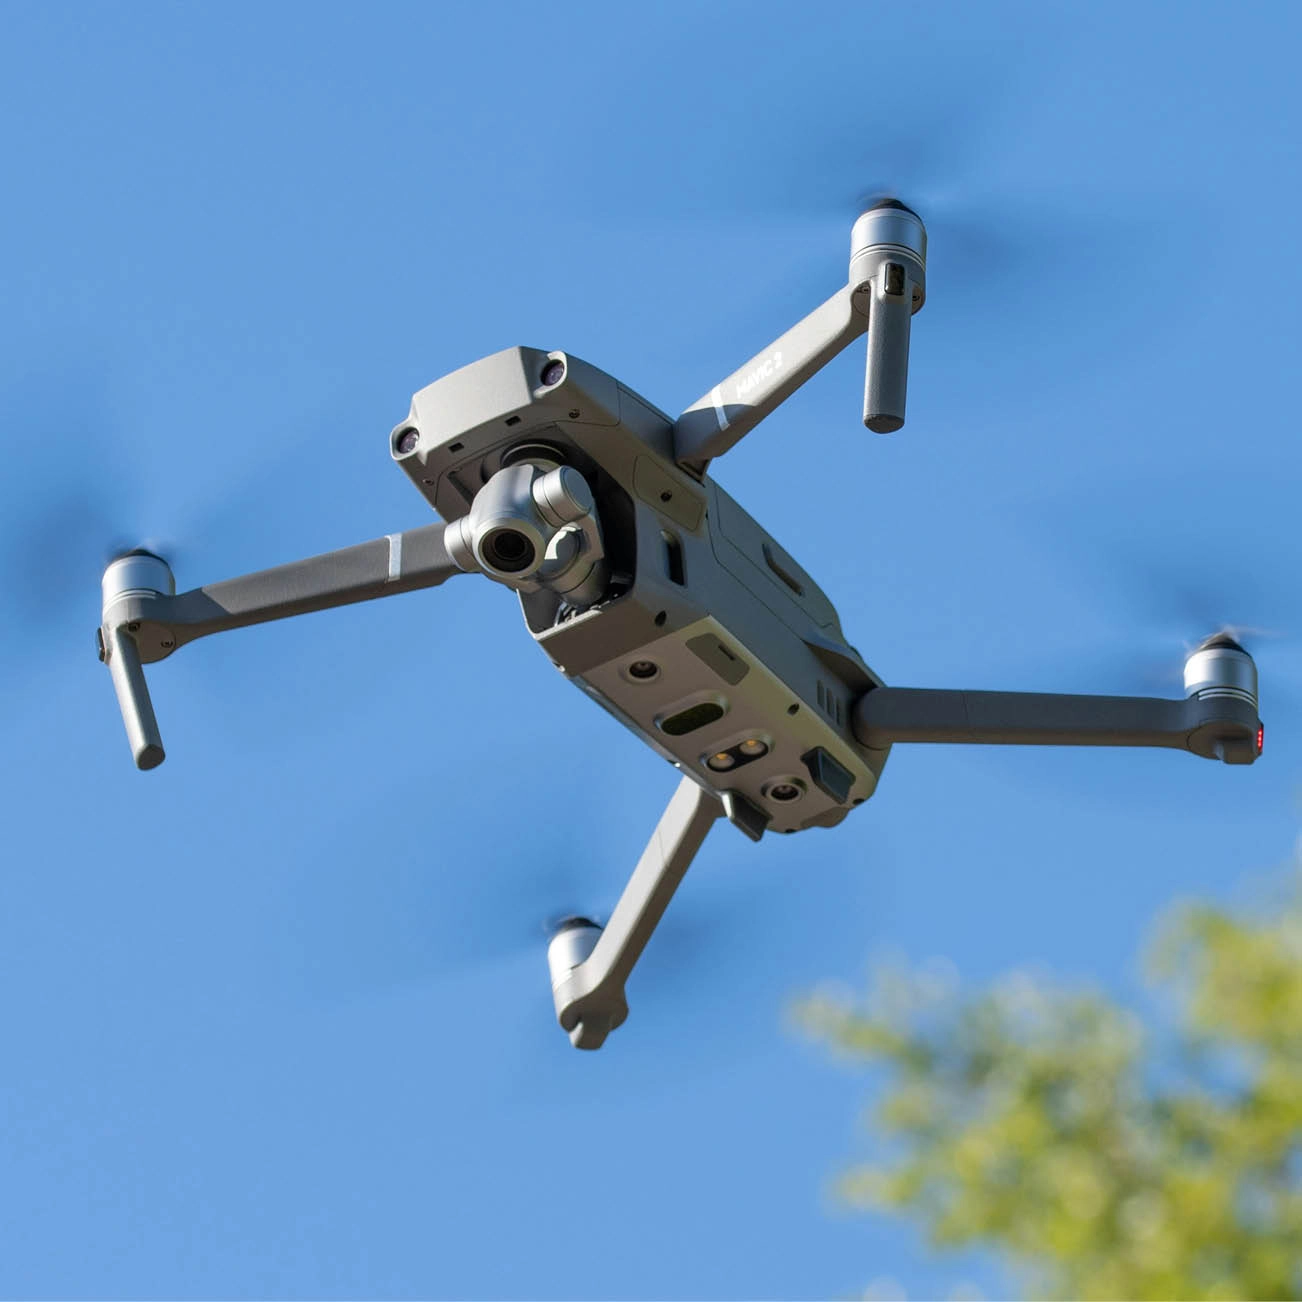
left=734, top=349, right=784, bottom=400
left=711, top=350, right=784, bottom=431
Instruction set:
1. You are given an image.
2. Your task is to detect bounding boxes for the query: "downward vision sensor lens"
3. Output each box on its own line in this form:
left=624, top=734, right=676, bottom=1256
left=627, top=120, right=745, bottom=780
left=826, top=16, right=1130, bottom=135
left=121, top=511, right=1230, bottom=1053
left=765, top=780, right=803, bottom=804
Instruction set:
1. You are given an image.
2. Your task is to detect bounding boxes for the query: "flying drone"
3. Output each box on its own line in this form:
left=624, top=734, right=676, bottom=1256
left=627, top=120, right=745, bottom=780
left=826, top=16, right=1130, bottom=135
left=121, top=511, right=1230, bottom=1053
left=98, top=201, right=1264, bottom=1050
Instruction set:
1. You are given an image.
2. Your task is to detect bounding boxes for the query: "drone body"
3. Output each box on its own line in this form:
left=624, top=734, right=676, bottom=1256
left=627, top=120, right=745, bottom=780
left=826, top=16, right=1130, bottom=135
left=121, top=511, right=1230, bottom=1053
left=391, top=343, right=886, bottom=838
left=99, top=202, right=1263, bottom=1049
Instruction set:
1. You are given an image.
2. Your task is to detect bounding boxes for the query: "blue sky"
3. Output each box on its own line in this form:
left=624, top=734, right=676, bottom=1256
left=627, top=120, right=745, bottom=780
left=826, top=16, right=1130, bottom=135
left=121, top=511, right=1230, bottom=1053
left=1, top=3, right=1299, bottom=1298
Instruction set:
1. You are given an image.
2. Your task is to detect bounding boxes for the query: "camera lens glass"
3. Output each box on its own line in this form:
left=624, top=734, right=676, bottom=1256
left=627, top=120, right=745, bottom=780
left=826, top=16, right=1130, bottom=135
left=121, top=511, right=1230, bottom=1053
left=540, top=359, right=566, bottom=387
left=481, top=528, right=536, bottom=574
left=395, top=428, right=419, bottom=455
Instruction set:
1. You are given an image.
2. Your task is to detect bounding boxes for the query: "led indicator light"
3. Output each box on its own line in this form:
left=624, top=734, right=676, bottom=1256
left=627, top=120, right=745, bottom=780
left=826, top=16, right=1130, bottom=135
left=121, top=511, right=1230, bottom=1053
left=1257, top=724, right=1264, bottom=754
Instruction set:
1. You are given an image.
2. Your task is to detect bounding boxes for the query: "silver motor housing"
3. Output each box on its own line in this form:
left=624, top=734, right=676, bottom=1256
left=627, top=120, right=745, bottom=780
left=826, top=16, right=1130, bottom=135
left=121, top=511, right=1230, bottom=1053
left=1183, top=633, right=1258, bottom=709
left=849, top=199, right=927, bottom=434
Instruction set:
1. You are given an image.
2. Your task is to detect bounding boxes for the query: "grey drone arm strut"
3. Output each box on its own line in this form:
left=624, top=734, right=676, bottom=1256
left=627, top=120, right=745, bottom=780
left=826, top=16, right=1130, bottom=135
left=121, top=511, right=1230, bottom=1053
left=852, top=687, right=1263, bottom=765
left=673, top=285, right=867, bottom=473
left=547, top=776, right=725, bottom=1050
left=100, top=458, right=607, bottom=770
left=98, top=523, right=463, bottom=769
left=673, top=201, right=928, bottom=474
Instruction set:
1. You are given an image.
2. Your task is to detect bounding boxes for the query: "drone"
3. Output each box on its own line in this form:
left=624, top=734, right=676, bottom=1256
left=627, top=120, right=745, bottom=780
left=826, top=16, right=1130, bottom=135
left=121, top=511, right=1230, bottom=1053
left=98, top=200, right=1264, bottom=1050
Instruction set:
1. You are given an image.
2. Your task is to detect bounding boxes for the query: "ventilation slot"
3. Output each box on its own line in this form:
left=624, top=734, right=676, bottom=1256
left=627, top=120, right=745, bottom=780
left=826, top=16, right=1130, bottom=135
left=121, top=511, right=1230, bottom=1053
left=816, top=681, right=843, bottom=724
left=662, top=532, right=686, bottom=586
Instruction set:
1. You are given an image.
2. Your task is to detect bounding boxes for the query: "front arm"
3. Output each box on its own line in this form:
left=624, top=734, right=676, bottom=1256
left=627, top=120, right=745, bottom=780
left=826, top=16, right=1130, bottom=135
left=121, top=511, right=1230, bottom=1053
left=98, top=524, right=463, bottom=768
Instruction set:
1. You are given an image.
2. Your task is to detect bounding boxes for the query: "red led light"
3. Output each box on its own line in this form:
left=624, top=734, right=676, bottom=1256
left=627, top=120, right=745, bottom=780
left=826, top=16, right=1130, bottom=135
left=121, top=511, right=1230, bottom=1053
left=1257, top=724, right=1264, bottom=754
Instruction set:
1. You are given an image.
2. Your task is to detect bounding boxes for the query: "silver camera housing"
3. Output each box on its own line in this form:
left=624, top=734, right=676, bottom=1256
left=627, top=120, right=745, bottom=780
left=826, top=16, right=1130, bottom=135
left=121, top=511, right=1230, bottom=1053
left=444, top=460, right=607, bottom=608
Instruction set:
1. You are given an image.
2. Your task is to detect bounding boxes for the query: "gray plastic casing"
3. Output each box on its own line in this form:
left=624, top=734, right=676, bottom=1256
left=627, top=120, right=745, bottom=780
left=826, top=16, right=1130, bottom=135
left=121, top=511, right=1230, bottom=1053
left=391, top=347, right=886, bottom=837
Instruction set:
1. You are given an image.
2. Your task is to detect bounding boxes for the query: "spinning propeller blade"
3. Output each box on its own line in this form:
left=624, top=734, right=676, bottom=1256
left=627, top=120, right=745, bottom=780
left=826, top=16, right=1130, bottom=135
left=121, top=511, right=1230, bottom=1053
left=272, top=777, right=781, bottom=1020
left=0, top=371, right=343, bottom=679
left=1015, top=468, right=1299, bottom=705
left=596, top=38, right=1165, bottom=324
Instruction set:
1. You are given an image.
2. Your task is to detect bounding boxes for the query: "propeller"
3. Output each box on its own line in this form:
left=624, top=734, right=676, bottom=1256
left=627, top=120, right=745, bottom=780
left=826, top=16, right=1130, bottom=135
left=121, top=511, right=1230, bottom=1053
left=0, top=370, right=335, bottom=680
left=1011, top=468, right=1300, bottom=707
left=600, top=37, right=1170, bottom=327
left=267, top=770, right=786, bottom=1025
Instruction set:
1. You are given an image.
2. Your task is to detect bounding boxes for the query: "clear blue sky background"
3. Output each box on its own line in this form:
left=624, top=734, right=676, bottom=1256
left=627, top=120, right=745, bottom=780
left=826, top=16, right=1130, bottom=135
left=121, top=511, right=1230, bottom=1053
left=2, top=3, right=1299, bottom=1298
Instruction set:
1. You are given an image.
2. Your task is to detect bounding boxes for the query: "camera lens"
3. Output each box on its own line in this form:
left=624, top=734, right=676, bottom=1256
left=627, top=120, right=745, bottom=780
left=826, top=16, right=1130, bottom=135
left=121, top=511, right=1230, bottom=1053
left=395, top=427, right=419, bottom=455
left=480, top=527, right=536, bottom=574
left=627, top=660, right=659, bottom=681
left=540, top=359, right=566, bottom=387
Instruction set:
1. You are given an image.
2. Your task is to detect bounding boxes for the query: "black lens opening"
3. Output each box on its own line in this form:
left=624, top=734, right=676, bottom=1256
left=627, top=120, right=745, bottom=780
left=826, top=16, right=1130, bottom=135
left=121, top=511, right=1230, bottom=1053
left=481, top=528, right=536, bottom=574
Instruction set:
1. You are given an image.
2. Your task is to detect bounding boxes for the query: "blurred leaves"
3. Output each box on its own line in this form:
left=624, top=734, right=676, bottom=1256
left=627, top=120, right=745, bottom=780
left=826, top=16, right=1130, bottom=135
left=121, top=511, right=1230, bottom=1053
left=794, top=865, right=1302, bottom=1299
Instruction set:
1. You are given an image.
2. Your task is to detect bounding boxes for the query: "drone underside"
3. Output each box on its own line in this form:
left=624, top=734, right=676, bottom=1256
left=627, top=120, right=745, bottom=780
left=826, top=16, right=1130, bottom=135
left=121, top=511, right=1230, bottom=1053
left=98, top=201, right=1263, bottom=1050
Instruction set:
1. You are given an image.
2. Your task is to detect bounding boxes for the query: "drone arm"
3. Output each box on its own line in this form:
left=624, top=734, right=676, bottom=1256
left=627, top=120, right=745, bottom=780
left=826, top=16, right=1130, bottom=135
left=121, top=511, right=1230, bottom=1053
left=104, top=624, right=166, bottom=770
left=100, top=523, right=464, bottom=768
left=852, top=688, right=1262, bottom=764
left=157, top=524, right=461, bottom=648
left=549, top=776, right=725, bottom=1050
left=103, top=523, right=462, bottom=659
left=672, top=284, right=866, bottom=474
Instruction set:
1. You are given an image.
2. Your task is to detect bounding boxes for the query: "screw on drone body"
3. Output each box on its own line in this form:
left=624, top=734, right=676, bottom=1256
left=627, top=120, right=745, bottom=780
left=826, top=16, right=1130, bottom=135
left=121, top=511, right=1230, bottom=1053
left=568, top=408, right=580, bottom=419
left=160, top=638, right=174, bottom=649
left=127, top=621, right=141, bottom=633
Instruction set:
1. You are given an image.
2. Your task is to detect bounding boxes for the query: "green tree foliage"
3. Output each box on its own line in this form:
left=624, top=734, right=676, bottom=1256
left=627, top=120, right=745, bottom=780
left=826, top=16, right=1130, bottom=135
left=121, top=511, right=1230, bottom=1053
left=795, top=879, right=1302, bottom=1299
